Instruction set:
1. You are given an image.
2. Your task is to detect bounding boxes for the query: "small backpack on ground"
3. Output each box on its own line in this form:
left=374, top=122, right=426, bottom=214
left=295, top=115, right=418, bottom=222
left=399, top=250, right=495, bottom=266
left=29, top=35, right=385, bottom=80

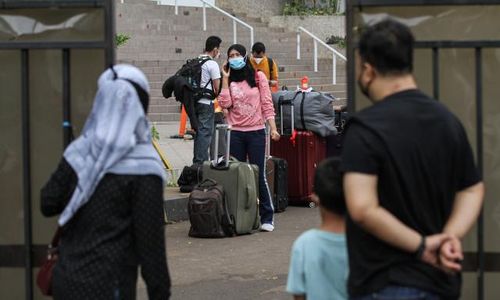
left=175, top=56, right=216, bottom=101
left=188, top=179, right=235, bottom=238
left=177, top=164, right=203, bottom=193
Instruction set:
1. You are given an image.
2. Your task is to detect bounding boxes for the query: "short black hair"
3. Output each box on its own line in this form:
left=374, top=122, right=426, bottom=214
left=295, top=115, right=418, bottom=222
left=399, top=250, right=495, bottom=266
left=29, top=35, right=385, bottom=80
left=313, top=158, right=346, bottom=215
left=251, top=42, right=266, bottom=54
left=205, top=36, right=222, bottom=52
left=358, top=19, right=414, bottom=75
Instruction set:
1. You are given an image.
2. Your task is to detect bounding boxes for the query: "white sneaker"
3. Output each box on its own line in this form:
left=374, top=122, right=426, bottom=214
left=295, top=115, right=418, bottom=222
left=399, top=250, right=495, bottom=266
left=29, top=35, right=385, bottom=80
left=260, top=223, right=274, bottom=232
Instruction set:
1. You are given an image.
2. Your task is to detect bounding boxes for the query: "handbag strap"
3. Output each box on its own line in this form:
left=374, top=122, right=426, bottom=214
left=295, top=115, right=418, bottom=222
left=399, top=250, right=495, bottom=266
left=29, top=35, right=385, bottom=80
left=50, top=227, right=62, bottom=248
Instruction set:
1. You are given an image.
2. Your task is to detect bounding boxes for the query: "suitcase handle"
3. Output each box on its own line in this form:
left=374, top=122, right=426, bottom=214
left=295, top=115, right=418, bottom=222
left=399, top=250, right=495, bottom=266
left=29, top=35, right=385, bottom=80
left=212, top=124, right=231, bottom=169
left=278, top=94, right=298, bottom=135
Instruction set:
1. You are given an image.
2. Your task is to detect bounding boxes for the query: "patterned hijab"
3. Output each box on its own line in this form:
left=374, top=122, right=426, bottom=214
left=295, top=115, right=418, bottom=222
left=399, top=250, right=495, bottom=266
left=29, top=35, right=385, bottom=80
left=59, top=64, right=166, bottom=226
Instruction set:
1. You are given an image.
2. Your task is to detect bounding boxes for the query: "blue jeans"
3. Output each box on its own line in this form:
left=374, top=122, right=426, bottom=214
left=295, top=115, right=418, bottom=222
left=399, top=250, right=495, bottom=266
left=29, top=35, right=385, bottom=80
left=351, top=285, right=440, bottom=300
left=193, top=102, right=214, bottom=165
left=230, top=129, right=274, bottom=225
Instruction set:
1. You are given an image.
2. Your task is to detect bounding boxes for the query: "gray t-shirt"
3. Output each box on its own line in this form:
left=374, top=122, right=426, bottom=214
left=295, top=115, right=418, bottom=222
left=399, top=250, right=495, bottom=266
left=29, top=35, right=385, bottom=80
left=199, top=55, right=221, bottom=91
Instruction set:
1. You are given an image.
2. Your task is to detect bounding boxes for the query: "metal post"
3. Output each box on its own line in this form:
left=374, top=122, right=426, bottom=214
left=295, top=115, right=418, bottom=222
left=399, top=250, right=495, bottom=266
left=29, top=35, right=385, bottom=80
left=475, top=47, right=484, bottom=300
left=62, top=49, right=71, bottom=147
left=233, top=20, right=237, bottom=44
left=314, top=39, right=318, bottom=72
left=104, top=0, right=115, bottom=66
left=333, top=54, right=337, bottom=85
left=175, top=0, right=178, bottom=15
left=432, top=47, right=439, bottom=100
left=297, top=31, right=301, bottom=60
left=21, top=49, right=33, bottom=300
left=250, top=27, right=254, bottom=50
left=202, top=2, right=206, bottom=31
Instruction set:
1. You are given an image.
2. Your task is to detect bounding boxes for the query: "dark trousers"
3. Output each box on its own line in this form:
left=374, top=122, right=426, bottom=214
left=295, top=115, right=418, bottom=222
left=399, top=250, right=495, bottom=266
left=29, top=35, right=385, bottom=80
left=230, top=129, right=274, bottom=225
left=351, top=285, right=441, bottom=300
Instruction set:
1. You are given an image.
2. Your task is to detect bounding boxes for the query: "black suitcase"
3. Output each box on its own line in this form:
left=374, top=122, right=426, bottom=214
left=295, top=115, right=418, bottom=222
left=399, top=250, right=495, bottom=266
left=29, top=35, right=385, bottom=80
left=266, top=157, right=288, bottom=212
left=265, top=128, right=289, bottom=213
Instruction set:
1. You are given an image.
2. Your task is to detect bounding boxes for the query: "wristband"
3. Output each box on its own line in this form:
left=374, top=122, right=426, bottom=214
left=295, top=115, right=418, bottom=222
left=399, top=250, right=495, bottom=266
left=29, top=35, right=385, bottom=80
left=414, top=235, right=426, bottom=259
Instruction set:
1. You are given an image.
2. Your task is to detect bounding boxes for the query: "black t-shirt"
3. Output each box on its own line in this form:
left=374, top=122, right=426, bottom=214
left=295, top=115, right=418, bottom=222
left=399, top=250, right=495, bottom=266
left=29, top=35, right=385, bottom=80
left=340, top=89, right=481, bottom=298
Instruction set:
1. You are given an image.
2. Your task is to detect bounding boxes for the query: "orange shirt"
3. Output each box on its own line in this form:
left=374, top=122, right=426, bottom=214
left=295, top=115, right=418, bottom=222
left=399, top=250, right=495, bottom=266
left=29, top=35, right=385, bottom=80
left=249, top=56, right=278, bottom=82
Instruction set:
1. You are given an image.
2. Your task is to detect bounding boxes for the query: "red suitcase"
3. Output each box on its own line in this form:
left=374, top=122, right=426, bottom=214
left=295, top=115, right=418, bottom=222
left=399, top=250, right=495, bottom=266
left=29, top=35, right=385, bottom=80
left=271, top=132, right=326, bottom=206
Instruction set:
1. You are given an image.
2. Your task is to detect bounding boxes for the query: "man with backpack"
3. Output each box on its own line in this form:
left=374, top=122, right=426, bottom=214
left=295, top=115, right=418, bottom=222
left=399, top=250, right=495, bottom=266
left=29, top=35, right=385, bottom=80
left=193, top=36, right=222, bottom=165
left=249, top=42, right=279, bottom=92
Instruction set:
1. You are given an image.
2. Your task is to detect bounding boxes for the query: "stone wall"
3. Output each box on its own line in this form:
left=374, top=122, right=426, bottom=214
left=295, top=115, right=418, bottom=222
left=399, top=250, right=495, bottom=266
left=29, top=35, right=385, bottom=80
left=268, top=15, right=345, bottom=41
left=268, top=15, right=345, bottom=58
left=216, top=0, right=287, bottom=19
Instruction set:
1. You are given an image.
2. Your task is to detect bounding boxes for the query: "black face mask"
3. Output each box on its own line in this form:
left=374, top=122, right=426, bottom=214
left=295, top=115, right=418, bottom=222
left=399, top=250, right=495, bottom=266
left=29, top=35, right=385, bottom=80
left=110, top=66, right=150, bottom=113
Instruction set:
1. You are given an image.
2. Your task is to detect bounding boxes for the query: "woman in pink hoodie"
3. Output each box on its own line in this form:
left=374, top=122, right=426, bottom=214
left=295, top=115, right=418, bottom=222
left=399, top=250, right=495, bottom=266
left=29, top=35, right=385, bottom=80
left=218, top=44, right=280, bottom=232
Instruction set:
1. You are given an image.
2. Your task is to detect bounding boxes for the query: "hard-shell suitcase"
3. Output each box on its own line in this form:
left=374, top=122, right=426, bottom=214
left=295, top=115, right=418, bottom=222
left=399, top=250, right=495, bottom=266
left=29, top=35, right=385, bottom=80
left=270, top=96, right=326, bottom=205
left=266, top=157, right=288, bottom=212
left=265, top=128, right=288, bottom=212
left=202, top=124, right=260, bottom=234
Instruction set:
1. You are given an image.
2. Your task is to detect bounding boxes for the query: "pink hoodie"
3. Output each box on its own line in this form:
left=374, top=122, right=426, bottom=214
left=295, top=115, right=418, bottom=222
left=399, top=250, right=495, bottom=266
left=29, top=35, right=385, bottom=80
left=218, top=71, right=275, bottom=132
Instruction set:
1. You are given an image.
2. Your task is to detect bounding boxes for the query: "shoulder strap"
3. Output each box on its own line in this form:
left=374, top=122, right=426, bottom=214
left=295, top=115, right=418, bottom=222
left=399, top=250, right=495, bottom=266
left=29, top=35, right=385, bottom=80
left=267, top=57, right=274, bottom=80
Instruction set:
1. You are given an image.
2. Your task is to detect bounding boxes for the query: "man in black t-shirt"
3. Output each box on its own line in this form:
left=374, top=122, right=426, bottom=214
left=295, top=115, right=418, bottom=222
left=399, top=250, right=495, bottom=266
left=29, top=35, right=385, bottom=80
left=341, top=20, right=484, bottom=299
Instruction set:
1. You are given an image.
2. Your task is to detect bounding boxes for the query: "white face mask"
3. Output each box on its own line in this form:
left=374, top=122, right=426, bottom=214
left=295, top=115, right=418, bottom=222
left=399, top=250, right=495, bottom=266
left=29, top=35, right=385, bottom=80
left=214, top=49, right=221, bottom=59
left=254, top=57, right=264, bottom=64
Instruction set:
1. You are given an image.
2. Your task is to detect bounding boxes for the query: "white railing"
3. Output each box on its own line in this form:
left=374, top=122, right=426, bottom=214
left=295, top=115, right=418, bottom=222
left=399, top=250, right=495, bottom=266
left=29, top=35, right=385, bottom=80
left=296, top=26, right=346, bottom=85
left=174, top=0, right=254, bottom=49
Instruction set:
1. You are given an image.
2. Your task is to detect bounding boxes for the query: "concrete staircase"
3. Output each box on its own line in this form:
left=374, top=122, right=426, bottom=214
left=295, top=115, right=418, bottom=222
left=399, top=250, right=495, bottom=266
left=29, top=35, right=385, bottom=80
left=116, top=0, right=346, bottom=122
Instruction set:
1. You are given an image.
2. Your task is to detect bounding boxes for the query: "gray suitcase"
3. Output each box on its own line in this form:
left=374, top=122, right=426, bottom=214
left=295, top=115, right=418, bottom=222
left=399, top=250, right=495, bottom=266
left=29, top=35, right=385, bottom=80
left=202, top=124, right=260, bottom=234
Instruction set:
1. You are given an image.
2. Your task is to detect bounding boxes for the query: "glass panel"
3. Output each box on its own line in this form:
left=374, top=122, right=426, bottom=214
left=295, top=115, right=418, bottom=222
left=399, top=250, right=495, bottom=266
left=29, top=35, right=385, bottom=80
left=30, top=50, right=63, bottom=245
left=0, top=8, right=104, bottom=42
left=0, top=269, right=24, bottom=299
left=412, top=49, right=432, bottom=97
left=483, top=49, right=500, bottom=254
left=70, top=49, right=105, bottom=136
left=438, top=49, right=478, bottom=253
left=461, top=273, right=477, bottom=300
left=0, top=50, right=24, bottom=298
left=356, top=6, right=500, bottom=41
left=485, top=273, right=500, bottom=299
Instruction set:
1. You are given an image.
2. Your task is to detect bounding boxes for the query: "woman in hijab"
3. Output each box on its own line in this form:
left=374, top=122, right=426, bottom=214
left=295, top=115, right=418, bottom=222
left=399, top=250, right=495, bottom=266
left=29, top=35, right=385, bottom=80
left=218, top=44, right=280, bottom=232
left=40, top=64, right=171, bottom=300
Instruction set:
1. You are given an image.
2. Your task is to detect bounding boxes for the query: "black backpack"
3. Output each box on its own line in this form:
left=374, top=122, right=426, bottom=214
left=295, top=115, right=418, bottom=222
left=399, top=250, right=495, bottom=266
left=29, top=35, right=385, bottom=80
left=175, top=56, right=216, bottom=100
left=188, top=179, right=235, bottom=238
left=177, top=165, right=203, bottom=193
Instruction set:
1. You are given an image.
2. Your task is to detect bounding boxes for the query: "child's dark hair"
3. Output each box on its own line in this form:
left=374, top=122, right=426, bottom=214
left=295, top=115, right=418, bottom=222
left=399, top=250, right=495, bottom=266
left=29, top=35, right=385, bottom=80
left=313, top=158, right=346, bottom=215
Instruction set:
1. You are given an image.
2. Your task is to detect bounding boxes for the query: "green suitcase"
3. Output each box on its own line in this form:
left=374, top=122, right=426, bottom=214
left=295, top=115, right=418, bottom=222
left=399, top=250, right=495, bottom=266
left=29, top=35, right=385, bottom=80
left=202, top=124, right=260, bottom=235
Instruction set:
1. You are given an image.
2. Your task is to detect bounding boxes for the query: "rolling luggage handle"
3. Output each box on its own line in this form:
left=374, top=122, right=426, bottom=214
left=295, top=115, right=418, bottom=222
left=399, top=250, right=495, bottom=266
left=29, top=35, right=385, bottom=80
left=212, top=123, right=231, bottom=170
left=278, top=96, right=294, bottom=136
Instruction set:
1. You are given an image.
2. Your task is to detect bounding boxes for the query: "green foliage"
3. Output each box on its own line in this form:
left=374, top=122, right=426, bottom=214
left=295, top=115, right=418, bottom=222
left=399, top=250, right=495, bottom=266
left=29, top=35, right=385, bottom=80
left=326, top=35, right=346, bottom=48
left=166, top=169, right=178, bottom=187
left=151, top=123, right=160, bottom=141
left=283, top=0, right=338, bottom=16
left=115, top=33, right=130, bottom=48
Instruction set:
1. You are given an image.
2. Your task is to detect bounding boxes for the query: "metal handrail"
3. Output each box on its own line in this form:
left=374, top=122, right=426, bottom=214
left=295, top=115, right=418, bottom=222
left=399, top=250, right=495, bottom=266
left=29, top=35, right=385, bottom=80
left=174, top=0, right=254, bottom=49
left=297, top=26, right=346, bottom=85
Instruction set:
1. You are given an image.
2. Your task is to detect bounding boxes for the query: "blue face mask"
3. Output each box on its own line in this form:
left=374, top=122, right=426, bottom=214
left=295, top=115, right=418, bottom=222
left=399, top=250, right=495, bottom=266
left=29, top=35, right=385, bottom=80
left=229, top=56, right=246, bottom=70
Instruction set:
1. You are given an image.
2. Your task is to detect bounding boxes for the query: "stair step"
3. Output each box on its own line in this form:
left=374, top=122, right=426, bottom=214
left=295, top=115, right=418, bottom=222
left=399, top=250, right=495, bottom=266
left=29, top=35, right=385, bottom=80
left=117, top=1, right=348, bottom=122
